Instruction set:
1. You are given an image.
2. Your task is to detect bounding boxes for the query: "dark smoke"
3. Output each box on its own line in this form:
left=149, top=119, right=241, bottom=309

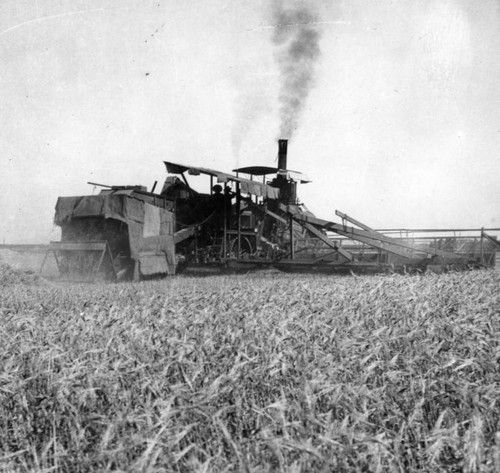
left=272, top=1, right=321, bottom=138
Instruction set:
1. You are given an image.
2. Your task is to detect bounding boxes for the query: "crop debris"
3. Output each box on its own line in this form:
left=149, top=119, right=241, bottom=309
left=0, top=260, right=46, bottom=287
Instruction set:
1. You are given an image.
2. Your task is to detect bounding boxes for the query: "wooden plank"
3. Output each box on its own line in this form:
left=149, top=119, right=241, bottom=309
left=312, top=250, right=339, bottom=263
left=299, top=221, right=354, bottom=261
left=330, top=229, right=418, bottom=259
left=39, top=250, right=50, bottom=274
left=174, top=227, right=196, bottom=244
left=482, top=231, right=500, bottom=249
left=280, top=205, right=464, bottom=261
left=243, top=199, right=289, bottom=224
left=272, top=259, right=346, bottom=267
left=248, top=202, right=353, bottom=262
left=335, top=210, right=374, bottom=231
left=272, top=259, right=388, bottom=268
left=280, top=207, right=415, bottom=258
left=93, top=246, right=107, bottom=277
left=49, top=241, right=107, bottom=251
left=334, top=224, right=464, bottom=261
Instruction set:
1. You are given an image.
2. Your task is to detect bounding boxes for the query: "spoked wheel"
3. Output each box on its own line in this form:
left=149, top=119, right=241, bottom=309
left=228, top=236, right=254, bottom=259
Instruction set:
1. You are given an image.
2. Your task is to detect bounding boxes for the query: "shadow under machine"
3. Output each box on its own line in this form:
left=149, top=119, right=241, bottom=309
left=44, top=140, right=499, bottom=280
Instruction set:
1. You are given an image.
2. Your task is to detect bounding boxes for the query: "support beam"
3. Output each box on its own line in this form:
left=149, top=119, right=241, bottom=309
left=335, top=210, right=374, bottom=231
left=236, top=182, right=241, bottom=258
left=281, top=204, right=465, bottom=262
left=482, top=231, right=500, bottom=249
left=298, top=220, right=354, bottom=261
left=174, top=227, right=196, bottom=244
left=244, top=198, right=353, bottom=261
left=312, top=250, right=340, bottom=263
left=243, top=198, right=288, bottom=224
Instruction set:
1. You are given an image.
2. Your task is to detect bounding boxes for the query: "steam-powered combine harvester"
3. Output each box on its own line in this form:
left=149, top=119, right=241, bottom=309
left=44, top=140, right=499, bottom=280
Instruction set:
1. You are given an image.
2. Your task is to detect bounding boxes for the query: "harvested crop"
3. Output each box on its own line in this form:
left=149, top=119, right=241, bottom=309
left=0, top=260, right=45, bottom=287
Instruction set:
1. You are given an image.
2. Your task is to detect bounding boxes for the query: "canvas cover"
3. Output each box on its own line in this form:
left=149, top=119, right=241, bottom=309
left=163, top=161, right=281, bottom=199
left=54, top=194, right=175, bottom=276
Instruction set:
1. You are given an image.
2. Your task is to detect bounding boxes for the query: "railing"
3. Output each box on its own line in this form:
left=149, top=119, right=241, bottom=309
left=292, top=228, right=499, bottom=267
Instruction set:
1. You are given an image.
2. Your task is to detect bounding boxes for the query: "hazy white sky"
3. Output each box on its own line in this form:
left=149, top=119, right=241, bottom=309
left=2, top=0, right=500, bottom=243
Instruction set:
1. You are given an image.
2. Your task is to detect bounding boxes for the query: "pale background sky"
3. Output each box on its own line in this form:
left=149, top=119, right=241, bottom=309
left=1, top=0, right=499, bottom=243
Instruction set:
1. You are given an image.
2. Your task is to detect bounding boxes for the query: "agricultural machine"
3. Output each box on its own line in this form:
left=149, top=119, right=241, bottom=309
left=43, top=140, right=500, bottom=281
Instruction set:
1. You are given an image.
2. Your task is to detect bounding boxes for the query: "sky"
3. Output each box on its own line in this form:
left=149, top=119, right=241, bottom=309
left=1, top=0, right=500, bottom=243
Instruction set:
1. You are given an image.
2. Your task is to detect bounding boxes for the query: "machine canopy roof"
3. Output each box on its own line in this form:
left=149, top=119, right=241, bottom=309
left=164, top=161, right=280, bottom=199
left=232, top=166, right=278, bottom=176
left=232, top=166, right=311, bottom=183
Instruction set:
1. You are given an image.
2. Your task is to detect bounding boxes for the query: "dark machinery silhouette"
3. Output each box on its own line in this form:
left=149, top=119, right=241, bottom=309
left=44, top=140, right=499, bottom=280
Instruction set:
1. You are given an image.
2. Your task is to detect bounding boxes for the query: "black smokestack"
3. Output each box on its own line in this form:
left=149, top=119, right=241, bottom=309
left=278, top=139, right=288, bottom=170
left=272, top=1, right=321, bottom=138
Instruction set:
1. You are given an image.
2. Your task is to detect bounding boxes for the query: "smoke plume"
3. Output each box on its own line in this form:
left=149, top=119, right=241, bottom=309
left=272, top=1, right=321, bottom=138
left=231, top=80, right=271, bottom=162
